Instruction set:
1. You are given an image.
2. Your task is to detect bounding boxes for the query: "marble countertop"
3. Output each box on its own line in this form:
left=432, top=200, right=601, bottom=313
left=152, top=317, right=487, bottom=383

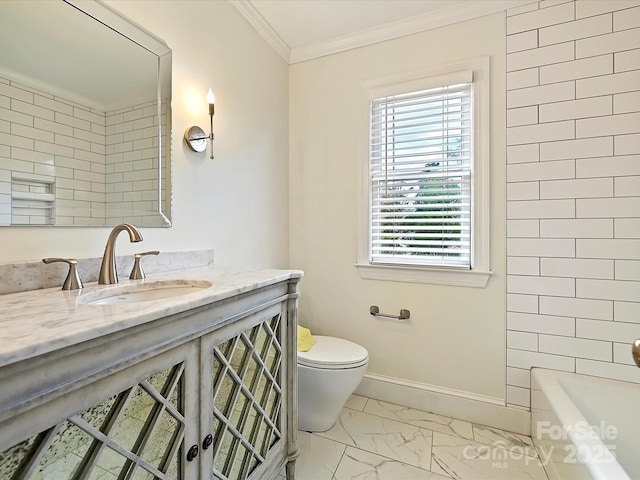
left=0, top=265, right=302, bottom=370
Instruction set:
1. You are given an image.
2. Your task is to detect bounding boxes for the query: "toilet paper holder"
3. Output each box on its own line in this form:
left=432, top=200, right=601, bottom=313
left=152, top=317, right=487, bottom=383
left=370, top=305, right=410, bottom=320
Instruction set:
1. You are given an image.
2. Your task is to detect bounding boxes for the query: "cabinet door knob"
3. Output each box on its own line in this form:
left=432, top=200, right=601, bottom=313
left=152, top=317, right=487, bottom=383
left=202, top=434, right=213, bottom=450
left=186, top=444, right=199, bottom=461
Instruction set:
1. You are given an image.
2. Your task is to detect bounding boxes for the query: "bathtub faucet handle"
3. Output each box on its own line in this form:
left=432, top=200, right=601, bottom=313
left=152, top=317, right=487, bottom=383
left=632, top=340, right=640, bottom=368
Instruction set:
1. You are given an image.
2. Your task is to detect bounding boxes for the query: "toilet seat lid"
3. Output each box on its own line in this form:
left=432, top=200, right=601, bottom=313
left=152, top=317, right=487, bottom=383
left=297, top=335, right=368, bottom=368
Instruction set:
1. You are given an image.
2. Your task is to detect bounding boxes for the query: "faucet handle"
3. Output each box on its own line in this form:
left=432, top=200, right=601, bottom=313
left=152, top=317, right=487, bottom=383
left=42, top=258, right=83, bottom=290
left=129, top=251, right=159, bottom=280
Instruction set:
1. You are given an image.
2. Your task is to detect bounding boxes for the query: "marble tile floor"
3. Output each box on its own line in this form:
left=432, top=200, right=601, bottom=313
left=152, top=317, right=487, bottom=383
left=295, top=395, right=549, bottom=480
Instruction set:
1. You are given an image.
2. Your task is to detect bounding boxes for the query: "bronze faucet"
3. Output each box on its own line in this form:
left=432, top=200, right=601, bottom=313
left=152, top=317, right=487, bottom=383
left=98, top=224, right=143, bottom=284
left=633, top=340, right=640, bottom=369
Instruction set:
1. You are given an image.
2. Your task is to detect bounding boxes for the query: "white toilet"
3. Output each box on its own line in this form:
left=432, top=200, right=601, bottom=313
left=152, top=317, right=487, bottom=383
left=297, top=335, right=368, bottom=432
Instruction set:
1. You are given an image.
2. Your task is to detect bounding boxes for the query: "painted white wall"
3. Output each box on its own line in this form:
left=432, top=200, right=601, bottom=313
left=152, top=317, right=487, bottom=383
left=289, top=14, right=507, bottom=400
left=0, top=1, right=290, bottom=269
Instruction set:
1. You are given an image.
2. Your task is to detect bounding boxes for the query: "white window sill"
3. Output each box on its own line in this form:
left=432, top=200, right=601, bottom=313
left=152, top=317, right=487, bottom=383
left=355, top=263, right=492, bottom=288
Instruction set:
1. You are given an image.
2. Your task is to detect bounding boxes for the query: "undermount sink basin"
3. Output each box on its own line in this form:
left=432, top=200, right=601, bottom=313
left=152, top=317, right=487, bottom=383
left=80, top=280, right=213, bottom=305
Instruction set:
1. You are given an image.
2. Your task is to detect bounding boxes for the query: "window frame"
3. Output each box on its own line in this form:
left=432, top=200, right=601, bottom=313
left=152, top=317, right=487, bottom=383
left=356, top=57, right=492, bottom=288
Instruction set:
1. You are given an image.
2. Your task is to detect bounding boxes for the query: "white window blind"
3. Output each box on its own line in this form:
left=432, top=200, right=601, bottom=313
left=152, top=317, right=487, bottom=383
left=369, top=77, right=472, bottom=268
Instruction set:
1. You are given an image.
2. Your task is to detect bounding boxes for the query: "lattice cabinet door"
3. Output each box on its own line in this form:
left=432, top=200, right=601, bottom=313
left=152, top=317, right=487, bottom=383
left=199, top=303, right=288, bottom=480
left=0, top=341, right=200, bottom=480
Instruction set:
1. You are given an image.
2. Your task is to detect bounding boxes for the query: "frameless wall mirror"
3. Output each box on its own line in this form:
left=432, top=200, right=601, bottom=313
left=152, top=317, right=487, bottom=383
left=0, top=0, right=172, bottom=227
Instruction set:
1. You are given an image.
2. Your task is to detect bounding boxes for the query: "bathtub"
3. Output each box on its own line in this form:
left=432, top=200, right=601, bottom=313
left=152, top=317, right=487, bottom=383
left=531, top=368, right=640, bottom=480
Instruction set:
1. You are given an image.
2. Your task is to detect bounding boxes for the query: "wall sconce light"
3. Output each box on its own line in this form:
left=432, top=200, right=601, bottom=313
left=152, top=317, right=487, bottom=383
left=184, top=88, right=215, bottom=159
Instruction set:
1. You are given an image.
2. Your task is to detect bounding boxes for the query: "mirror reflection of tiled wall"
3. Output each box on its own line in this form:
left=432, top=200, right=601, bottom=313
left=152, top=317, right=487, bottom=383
left=105, top=100, right=165, bottom=227
left=0, top=75, right=162, bottom=226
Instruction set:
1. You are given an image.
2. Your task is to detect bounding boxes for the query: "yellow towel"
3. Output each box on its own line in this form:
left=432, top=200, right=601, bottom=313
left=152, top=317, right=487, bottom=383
left=297, top=325, right=316, bottom=352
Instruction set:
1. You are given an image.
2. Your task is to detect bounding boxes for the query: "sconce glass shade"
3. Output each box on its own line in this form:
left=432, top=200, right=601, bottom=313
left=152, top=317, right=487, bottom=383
left=207, top=88, right=215, bottom=117
left=184, top=88, right=215, bottom=157
left=184, top=126, right=208, bottom=153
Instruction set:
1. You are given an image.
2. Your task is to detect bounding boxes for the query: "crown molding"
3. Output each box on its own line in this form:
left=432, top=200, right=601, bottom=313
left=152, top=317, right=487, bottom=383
left=290, top=0, right=532, bottom=64
left=228, top=0, right=290, bottom=63
left=230, top=0, right=534, bottom=65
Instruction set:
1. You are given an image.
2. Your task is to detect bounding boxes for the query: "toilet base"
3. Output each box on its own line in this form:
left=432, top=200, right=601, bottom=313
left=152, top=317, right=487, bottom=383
left=297, top=362, right=367, bottom=432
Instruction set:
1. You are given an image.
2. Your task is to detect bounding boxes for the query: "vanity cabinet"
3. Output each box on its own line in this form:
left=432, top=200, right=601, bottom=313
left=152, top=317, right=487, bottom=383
left=0, top=276, right=300, bottom=480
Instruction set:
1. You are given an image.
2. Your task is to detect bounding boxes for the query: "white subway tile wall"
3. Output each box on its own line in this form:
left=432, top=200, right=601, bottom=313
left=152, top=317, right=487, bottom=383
left=506, top=0, right=640, bottom=408
left=0, top=76, right=163, bottom=226
left=105, top=100, right=165, bottom=226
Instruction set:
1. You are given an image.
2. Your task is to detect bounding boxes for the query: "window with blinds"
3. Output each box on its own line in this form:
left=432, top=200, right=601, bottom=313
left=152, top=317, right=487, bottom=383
left=369, top=74, right=473, bottom=268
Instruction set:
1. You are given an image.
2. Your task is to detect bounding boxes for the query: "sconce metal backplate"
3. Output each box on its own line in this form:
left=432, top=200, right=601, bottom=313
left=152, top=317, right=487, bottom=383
left=184, top=126, right=208, bottom=153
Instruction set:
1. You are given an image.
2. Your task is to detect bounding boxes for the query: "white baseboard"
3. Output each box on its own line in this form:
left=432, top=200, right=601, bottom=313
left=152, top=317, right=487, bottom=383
left=355, top=372, right=530, bottom=436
